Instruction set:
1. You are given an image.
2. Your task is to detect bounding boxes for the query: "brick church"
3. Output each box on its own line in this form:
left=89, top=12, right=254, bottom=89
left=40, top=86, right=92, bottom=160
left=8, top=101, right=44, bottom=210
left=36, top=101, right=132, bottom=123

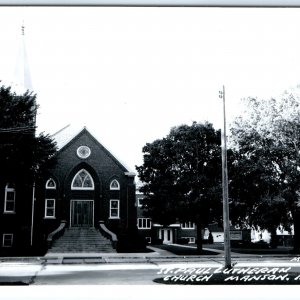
left=0, top=125, right=137, bottom=256
left=0, top=26, right=138, bottom=256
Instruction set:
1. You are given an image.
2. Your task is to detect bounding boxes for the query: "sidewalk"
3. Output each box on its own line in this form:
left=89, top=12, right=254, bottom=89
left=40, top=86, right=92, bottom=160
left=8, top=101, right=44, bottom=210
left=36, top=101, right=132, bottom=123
left=0, top=244, right=296, bottom=265
left=42, top=246, right=177, bottom=264
left=0, top=246, right=179, bottom=265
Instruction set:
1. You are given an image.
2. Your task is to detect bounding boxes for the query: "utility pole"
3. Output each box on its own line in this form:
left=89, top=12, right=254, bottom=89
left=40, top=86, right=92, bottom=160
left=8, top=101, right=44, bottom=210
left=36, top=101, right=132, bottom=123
left=219, top=85, right=232, bottom=269
left=30, top=182, right=35, bottom=247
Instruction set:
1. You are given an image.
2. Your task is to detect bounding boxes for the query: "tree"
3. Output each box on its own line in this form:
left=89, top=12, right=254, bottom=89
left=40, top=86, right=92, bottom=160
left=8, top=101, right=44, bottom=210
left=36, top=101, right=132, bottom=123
left=136, top=122, right=223, bottom=251
left=0, top=84, right=57, bottom=185
left=229, top=89, right=300, bottom=250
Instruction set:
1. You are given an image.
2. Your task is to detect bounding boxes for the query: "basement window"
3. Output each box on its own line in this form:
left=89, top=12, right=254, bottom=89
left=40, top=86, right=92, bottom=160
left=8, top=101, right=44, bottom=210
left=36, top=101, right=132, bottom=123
left=186, top=237, right=196, bottom=244
left=2, top=234, right=13, bottom=247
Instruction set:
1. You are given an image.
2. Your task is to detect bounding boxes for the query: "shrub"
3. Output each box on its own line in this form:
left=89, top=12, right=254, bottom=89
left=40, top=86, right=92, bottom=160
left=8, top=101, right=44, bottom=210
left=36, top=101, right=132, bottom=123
left=177, top=238, right=189, bottom=245
left=151, top=238, right=163, bottom=245
left=116, top=233, right=147, bottom=252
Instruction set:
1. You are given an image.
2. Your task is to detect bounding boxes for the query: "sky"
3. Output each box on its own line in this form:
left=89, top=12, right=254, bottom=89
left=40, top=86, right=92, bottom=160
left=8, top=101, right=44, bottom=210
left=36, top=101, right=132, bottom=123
left=1, top=6, right=300, bottom=172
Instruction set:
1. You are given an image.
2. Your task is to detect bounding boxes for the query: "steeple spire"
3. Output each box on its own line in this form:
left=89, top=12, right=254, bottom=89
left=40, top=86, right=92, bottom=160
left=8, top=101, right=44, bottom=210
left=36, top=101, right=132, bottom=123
left=12, top=21, right=33, bottom=94
left=11, top=22, right=37, bottom=131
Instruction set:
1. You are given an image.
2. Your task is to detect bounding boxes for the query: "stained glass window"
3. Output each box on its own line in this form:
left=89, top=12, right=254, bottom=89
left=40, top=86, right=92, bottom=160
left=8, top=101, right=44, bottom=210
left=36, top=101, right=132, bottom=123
left=77, top=146, right=91, bottom=159
left=110, top=179, right=120, bottom=190
left=46, top=178, right=56, bottom=189
left=71, top=169, right=94, bottom=190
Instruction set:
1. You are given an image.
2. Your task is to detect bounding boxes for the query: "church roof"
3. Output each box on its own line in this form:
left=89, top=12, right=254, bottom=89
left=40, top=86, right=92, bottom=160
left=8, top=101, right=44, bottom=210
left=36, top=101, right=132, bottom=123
left=51, top=124, right=136, bottom=176
left=51, top=124, right=81, bottom=150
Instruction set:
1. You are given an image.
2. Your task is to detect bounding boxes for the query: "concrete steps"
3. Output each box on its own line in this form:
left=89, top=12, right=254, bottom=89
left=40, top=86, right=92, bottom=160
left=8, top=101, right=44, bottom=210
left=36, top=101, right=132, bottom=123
left=47, top=227, right=116, bottom=253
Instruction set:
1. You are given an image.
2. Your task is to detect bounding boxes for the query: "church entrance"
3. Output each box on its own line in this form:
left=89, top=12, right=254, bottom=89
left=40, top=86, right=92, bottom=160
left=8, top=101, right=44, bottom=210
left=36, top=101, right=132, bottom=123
left=70, top=200, right=94, bottom=227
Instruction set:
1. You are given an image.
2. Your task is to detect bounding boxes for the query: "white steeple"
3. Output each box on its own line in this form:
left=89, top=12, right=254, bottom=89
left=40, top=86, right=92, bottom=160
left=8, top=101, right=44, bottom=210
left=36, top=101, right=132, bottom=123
left=12, top=22, right=33, bottom=94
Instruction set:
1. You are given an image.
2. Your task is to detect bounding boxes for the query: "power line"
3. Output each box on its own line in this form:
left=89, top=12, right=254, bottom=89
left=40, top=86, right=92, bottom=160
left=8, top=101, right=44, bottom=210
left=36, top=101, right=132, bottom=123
left=0, top=126, right=35, bottom=134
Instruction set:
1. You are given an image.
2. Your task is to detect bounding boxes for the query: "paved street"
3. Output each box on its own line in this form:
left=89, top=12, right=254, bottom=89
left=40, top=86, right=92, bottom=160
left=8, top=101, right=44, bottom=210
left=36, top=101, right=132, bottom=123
left=1, top=248, right=300, bottom=285
left=1, top=252, right=300, bottom=300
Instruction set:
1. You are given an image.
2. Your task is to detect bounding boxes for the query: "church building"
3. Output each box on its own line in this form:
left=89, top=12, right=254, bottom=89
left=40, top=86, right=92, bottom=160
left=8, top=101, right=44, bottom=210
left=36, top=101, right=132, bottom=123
left=0, top=124, right=137, bottom=256
left=42, top=126, right=136, bottom=247
left=0, top=25, right=138, bottom=256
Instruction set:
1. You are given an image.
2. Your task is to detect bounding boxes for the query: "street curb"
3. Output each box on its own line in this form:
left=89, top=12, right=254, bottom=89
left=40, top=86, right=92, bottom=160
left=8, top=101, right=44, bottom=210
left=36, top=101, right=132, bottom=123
left=1, top=254, right=298, bottom=265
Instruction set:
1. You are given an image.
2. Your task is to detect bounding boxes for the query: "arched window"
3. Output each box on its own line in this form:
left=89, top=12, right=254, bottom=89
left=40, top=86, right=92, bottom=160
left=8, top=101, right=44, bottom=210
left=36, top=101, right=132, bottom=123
left=110, top=179, right=120, bottom=190
left=4, top=183, right=16, bottom=213
left=46, top=178, right=56, bottom=189
left=71, top=169, right=94, bottom=190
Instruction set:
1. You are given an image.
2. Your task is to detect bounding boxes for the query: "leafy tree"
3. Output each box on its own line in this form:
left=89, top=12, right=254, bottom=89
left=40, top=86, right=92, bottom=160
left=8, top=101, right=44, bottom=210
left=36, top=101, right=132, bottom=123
left=136, top=122, right=224, bottom=251
left=229, top=89, right=300, bottom=250
left=0, top=84, right=57, bottom=185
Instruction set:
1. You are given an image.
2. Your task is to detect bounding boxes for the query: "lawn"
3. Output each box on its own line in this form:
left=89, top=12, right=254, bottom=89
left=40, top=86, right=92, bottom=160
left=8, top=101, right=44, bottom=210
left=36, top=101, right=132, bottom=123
left=153, top=243, right=293, bottom=255
left=153, top=244, right=218, bottom=255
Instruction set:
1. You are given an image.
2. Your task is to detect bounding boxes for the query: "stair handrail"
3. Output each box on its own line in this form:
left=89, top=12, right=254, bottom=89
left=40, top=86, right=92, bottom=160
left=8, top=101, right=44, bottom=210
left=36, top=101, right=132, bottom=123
left=99, top=221, right=118, bottom=249
left=47, top=220, right=67, bottom=248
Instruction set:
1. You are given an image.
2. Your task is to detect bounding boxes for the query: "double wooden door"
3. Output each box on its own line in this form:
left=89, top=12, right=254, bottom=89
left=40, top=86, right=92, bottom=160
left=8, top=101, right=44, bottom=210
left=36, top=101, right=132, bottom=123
left=71, top=200, right=94, bottom=227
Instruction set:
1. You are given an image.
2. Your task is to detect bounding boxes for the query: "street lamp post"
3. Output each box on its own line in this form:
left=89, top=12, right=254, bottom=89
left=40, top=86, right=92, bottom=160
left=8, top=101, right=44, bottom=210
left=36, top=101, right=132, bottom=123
left=219, top=85, right=232, bottom=269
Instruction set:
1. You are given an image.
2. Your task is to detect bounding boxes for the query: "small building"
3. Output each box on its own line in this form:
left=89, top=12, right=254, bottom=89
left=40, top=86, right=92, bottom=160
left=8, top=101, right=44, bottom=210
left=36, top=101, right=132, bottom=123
left=205, top=223, right=251, bottom=244
left=136, top=188, right=197, bottom=245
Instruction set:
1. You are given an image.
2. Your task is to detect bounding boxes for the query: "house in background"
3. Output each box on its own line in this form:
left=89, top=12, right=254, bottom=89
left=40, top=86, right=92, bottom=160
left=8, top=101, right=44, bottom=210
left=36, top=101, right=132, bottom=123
left=136, top=187, right=197, bottom=245
left=205, top=223, right=294, bottom=247
left=251, top=226, right=294, bottom=246
left=204, top=224, right=251, bottom=244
